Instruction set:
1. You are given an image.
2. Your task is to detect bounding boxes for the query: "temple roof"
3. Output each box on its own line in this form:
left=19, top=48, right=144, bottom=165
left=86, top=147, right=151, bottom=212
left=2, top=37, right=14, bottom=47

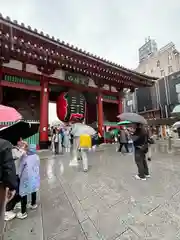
left=0, top=14, right=157, bottom=89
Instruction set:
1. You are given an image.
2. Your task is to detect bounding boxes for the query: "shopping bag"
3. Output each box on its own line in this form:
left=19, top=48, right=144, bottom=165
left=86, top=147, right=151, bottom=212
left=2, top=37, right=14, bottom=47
left=79, top=134, right=92, bottom=149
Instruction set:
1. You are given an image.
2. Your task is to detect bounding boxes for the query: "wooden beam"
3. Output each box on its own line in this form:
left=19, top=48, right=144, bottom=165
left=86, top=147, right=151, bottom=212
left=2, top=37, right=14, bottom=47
left=103, top=99, right=118, bottom=104
left=2, top=67, right=119, bottom=96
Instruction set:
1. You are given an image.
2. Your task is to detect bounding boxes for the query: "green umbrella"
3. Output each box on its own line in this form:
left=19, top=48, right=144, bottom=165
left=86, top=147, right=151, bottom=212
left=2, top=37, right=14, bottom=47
left=117, top=120, right=132, bottom=125
left=110, top=128, right=119, bottom=136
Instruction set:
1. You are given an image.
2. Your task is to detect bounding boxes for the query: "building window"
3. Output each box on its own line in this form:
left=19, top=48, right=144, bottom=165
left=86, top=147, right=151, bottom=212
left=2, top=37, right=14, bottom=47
left=157, top=60, right=160, bottom=67
left=168, top=53, right=172, bottom=65
left=160, top=70, right=164, bottom=76
left=168, top=53, right=172, bottom=60
left=168, top=66, right=173, bottom=73
left=175, top=54, right=179, bottom=64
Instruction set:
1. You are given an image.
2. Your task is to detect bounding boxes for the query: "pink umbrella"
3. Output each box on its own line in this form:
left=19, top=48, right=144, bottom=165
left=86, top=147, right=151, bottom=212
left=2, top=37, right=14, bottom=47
left=0, top=105, right=22, bottom=122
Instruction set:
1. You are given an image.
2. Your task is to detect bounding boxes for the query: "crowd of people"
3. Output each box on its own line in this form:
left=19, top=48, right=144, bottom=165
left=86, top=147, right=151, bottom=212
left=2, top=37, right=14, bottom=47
left=49, top=124, right=104, bottom=172
left=49, top=123, right=154, bottom=181
left=50, top=126, right=72, bottom=154
left=0, top=121, right=154, bottom=239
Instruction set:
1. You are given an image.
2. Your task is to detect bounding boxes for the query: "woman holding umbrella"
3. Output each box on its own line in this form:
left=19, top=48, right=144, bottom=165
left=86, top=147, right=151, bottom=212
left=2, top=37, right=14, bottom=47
left=118, top=113, right=150, bottom=180
left=69, top=122, right=96, bottom=172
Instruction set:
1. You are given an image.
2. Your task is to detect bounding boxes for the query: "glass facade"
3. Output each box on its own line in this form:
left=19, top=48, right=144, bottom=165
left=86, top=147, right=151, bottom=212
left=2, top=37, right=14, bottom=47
left=131, top=71, right=180, bottom=117
left=136, top=87, right=153, bottom=112
left=139, top=39, right=158, bottom=62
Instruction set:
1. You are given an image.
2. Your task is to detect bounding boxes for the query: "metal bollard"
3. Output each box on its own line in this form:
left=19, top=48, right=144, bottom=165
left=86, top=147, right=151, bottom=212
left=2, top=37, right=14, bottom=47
left=168, top=136, right=172, bottom=151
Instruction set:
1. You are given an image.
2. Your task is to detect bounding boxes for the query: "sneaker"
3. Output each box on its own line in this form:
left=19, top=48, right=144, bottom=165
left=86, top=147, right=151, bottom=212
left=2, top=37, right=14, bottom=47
left=83, top=169, right=88, bottom=172
left=16, top=212, right=28, bottom=219
left=4, top=211, right=16, bottom=221
left=135, top=175, right=146, bottom=181
left=15, top=202, right=21, bottom=209
left=27, top=203, right=38, bottom=210
left=30, top=204, right=38, bottom=210
left=145, top=175, right=151, bottom=178
left=69, top=160, right=78, bottom=166
left=27, top=203, right=31, bottom=209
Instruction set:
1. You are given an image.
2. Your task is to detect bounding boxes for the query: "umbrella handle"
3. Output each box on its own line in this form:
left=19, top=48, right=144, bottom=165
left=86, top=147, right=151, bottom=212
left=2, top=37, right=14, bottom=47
left=13, top=146, right=20, bottom=151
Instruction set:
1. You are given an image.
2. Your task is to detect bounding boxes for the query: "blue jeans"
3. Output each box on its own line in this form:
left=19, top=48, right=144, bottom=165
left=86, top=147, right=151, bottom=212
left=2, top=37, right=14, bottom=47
left=128, top=143, right=133, bottom=152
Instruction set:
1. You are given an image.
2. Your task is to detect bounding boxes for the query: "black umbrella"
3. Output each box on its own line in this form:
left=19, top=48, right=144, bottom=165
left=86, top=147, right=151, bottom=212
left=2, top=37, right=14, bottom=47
left=0, top=120, right=39, bottom=145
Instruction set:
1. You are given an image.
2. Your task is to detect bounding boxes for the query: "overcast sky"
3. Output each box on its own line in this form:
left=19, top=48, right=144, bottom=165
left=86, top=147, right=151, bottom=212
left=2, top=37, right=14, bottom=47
left=1, top=0, right=180, bottom=69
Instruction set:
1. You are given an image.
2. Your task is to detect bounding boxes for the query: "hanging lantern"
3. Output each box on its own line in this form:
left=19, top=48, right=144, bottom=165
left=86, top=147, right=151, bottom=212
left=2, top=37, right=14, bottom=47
left=56, top=90, right=86, bottom=122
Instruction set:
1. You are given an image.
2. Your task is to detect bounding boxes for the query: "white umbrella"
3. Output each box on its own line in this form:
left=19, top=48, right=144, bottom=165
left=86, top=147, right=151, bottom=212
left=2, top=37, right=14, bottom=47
left=172, top=105, right=180, bottom=115
left=71, top=123, right=96, bottom=137
left=50, top=120, right=64, bottom=127
left=172, top=121, right=180, bottom=129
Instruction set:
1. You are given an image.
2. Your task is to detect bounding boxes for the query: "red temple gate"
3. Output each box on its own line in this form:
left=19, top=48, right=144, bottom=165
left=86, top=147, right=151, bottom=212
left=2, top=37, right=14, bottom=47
left=0, top=14, right=155, bottom=149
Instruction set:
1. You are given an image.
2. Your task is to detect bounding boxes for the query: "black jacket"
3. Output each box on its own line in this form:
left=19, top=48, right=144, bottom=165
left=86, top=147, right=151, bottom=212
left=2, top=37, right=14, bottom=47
left=133, top=128, right=148, bottom=150
left=0, top=138, right=17, bottom=190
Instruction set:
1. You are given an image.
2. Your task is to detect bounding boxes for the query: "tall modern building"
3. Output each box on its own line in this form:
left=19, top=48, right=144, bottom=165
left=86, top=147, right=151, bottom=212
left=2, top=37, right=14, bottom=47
left=124, top=39, right=180, bottom=123
left=138, top=37, right=158, bottom=63
left=136, top=41, right=180, bottom=78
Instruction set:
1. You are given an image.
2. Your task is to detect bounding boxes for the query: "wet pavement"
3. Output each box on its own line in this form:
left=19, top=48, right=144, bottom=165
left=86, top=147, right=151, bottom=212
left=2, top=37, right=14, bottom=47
left=5, top=144, right=180, bottom=239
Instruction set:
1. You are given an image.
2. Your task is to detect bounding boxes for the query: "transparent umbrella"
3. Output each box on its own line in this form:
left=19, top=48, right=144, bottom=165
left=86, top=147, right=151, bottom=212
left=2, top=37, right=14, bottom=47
left=171, top=105, right=180, bottom=116
left=50, top=120, right=64, bottom=127
left=172, top=121, right=180, bottom=129
left=71, top=123, right=96, bottom=137
left=117, top=112, right=147, bottom=125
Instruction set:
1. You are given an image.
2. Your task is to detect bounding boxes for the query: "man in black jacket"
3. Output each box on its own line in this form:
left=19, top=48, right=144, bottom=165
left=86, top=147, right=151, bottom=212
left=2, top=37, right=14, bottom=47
left=0, top=138, right=17, bottom=239
left=132, top=124, right=150, bottom=181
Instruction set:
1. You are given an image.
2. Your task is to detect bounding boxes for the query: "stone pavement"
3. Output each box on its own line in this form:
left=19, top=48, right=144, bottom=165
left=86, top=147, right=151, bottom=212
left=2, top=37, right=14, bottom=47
left=5, top=145, right=180, bottom=240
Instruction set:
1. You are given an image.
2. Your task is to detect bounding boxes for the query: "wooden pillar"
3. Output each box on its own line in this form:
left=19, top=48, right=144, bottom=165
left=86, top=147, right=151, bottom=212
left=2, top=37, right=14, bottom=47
left=97, top=92, right=103, bottom=137
left=118, top=96, right=123, bottom=114
left=39, top=76, right=49, bottom=149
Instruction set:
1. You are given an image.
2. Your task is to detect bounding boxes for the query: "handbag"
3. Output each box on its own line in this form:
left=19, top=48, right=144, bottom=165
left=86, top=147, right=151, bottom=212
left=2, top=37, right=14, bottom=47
left=137, top=144, right=148, bottom=154
left=148, top=138, right=155, bottom=144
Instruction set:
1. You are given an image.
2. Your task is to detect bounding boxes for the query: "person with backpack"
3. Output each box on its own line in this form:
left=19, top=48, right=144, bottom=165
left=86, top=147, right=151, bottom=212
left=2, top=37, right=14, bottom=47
left=70, top=134, right=92, bottom=172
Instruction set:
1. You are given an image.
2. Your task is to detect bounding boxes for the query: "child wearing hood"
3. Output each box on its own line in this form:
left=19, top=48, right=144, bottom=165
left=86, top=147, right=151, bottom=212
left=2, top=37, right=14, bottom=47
left=5, top=141, right=28, bottom=221
left=16, top=144, right=40, bottom=219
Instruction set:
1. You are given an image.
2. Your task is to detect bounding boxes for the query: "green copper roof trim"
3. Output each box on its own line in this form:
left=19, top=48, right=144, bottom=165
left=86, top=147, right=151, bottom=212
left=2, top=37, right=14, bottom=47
left=4, top=74, right=40, bottom=86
